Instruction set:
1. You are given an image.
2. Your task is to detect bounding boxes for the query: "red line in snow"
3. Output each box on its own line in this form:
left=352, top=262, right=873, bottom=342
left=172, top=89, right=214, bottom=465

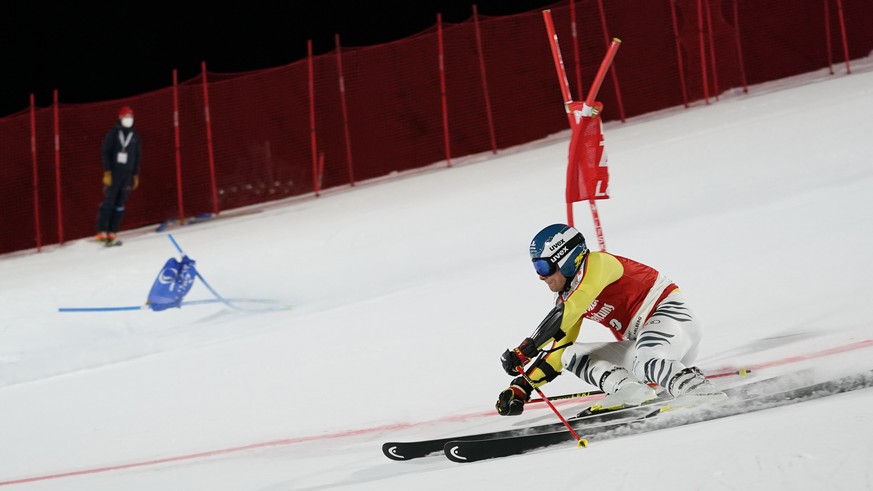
left=744, top=338, right=873, bottom=371
left=2, top=338, right=871, bottom=486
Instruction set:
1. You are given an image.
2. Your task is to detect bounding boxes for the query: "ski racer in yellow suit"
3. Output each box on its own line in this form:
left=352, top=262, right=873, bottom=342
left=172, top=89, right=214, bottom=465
left=496, top=224, right=726, bottom=416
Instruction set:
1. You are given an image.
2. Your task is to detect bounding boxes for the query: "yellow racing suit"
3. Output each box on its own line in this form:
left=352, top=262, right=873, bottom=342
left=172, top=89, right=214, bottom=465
left=522, top=251, right=678, bottom=389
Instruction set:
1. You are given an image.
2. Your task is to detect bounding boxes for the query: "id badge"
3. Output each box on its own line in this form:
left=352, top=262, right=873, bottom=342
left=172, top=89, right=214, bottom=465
left=117, top=152, right=128, bottom=164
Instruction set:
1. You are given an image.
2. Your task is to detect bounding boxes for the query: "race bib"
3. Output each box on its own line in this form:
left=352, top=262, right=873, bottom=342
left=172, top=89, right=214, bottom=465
left=117, top=152, right=128, bottom=164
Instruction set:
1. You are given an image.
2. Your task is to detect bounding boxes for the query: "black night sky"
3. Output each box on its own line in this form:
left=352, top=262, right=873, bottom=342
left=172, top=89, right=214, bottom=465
left=2, top=1, right=559, bottom=118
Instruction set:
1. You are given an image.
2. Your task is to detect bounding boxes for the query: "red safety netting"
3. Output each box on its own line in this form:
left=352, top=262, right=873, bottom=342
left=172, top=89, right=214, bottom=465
left=1, top=0, right=871, bottom=255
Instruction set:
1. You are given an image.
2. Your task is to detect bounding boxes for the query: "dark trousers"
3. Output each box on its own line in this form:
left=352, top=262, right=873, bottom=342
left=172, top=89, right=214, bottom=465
left=97, top=177, right=132, bottom=233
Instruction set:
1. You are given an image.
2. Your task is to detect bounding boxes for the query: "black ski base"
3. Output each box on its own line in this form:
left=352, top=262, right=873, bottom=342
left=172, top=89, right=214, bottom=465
left=382, top=372, right=790, bottom=462
left=443, top=370, right=873, bottom=463
left=382, top=397, right=665, bottom=461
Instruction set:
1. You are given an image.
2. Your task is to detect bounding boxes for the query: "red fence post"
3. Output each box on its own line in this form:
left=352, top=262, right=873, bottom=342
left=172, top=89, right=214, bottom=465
left=52, top=89, right=64, bottom=244
left=172, top=69, right=185, bottom=223
left=670, top=0, right=690, bottom=107
left=595, top=0, right=626, bottom=121
left=835, top=0, right=851, bottom=74
left=437, top=14, right=452, bottom=167
left=697, top=0, right=711, bottom=104
left=318, top=152, right=325, bottom=191
left=308, top=40, right=320, bottom=195
left=704, top=0, right=720, bottom=100
left=335, top=34, right=355, bottom=186
left=200, top=62, right=220, bottom=216
left=823, top=0, right=835, bottom=74
left=29, top=94, right=42, bottom=252
left=472, top=5, right=497, bottom=154
left=732, top=0, right=749, bottom=93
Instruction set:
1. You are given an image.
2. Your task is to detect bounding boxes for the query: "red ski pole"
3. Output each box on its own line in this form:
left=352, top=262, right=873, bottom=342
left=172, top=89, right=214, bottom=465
left=517, top=367, right=588, bottom=448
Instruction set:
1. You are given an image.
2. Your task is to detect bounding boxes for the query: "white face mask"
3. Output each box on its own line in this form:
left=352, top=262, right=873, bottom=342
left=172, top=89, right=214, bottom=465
left=121, top=116, right=134, bottom=128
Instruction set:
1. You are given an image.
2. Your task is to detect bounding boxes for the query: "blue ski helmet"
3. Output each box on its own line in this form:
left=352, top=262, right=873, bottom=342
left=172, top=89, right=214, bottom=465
left=529, top=224, right=589, bottom=277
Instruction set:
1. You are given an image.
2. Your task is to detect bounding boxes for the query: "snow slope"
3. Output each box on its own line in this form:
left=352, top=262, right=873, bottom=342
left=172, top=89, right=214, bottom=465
left=1, top=62, right=872, bottom=490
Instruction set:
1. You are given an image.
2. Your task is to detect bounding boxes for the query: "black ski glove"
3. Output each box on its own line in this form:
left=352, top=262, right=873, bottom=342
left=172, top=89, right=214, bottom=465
left=500, top=337, right=538, bottom=376
left=496, top=376, right=533, bottom=416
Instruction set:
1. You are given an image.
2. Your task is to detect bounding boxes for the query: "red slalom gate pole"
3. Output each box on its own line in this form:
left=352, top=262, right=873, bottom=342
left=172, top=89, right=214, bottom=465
left=543, top=9, right=579, bottom=226
left=542, top=10, right=574, bottom=126
left=569, top=0, right=584, bottom=102
left=583, top=38, right=621, bottom=252
left=517, top=367, right=588, bottom=448
left=584, top=38, right=621, bottom=107
left=543, top=9, right=619, bottom=245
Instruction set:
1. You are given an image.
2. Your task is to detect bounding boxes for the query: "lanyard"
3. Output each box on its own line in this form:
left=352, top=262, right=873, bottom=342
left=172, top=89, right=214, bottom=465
left=118, top=130, right=133, bottom=151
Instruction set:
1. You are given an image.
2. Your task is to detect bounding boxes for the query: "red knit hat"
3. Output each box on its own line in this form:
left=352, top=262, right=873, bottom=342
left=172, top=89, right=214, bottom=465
left=118, top=106, right=134, bottom=119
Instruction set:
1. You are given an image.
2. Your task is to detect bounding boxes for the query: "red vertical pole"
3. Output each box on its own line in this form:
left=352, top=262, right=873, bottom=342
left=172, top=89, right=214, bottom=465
left=308, top=40, right=320, bottom=195
left=569, top=0, right=584, bottom=100
left=437, top=13, right=452, bottom=167
left=595, top=0, right=625, bottom=122
left=544, top=9, right=618, bottom=249
left=200, top=61, right=219, bottom=215
left=334, top=34, right=355, bottom=186
left=172, top=69, right=185, bottom=223
left=670, top=0, right=690, bottom=107
left=472, top=5, right=497, bottom=154
left=52, top=89, right=64, bottom=245
left=318, top=152, right=325, bottom=191
left=704, top=0, right=720, bottom=100
left=29, top=94, right=42, bottom=252
left=697, top=0, right=711, bottom=104
left=543, top=10, right=574, bottom=122
left=544, top=9, right=577, bottom=227
left=823, top=0, right=834, bottom=74
left=732, top=0, right=749, bottom=93
left=835, top=0, right=851, bottom=74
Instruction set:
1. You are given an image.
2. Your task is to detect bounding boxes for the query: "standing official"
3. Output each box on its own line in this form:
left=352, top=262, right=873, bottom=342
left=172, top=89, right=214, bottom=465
left=96, top=106, right=141, bottom=246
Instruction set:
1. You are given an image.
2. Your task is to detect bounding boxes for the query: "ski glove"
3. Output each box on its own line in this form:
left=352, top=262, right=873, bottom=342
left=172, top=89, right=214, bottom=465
left=103, top=171, right=112, bottom=187
left=496, top=376, right=532, bottom=416
left=500, top=337, right=538, bottom=376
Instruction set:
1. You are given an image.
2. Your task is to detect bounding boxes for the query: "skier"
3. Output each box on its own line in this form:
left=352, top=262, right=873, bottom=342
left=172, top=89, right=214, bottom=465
left=496, top=223, right=726, bottom=416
